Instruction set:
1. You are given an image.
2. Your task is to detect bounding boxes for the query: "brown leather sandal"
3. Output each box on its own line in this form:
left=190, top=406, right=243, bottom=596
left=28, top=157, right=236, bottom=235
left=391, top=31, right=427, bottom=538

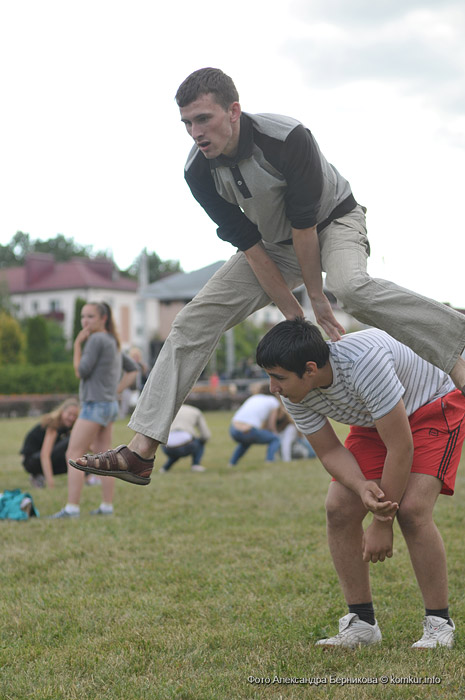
left=69, top=445, right=154, bottom=485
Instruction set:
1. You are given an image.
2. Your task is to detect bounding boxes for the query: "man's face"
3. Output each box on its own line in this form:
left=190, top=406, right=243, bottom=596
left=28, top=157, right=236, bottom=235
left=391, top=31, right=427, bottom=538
left=265, top=365, right=315, bottom=404
left=180, top=93, right=241, bottom=159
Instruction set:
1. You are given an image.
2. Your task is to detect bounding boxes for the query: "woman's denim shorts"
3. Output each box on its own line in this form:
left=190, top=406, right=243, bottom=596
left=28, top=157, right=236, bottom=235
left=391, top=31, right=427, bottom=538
left=79, top=400, right=119, bottom=427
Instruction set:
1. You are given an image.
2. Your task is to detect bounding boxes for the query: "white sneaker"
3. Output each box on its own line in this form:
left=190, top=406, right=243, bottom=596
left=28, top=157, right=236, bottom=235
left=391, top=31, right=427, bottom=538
left=411, top=615, right=455, bottom=649
left=316, top=613, right=382, bottom=648
left=191, top=464, right=206, bottom=472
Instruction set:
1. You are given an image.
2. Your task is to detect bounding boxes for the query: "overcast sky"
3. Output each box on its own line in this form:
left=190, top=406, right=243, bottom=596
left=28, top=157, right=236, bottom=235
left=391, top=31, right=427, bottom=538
left=1, top=0, right=464, bottom=306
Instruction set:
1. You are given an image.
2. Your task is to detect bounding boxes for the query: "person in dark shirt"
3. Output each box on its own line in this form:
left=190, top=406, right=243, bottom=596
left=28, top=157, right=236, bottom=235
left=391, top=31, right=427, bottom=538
left=21, top=398, right=80, bottom=488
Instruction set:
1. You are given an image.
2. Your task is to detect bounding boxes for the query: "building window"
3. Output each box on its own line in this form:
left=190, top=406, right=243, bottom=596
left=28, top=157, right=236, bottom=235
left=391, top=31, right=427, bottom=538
left=50, top=299, right=60, bottom=312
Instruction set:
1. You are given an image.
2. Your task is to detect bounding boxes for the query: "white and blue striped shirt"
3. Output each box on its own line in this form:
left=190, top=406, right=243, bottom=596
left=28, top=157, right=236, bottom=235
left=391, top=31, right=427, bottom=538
left=283, top=329, right=454, bottom=435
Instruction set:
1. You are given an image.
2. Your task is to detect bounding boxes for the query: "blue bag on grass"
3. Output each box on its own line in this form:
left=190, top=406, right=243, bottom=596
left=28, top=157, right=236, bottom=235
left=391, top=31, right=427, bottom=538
left=0, top=489, right=39, bottom=520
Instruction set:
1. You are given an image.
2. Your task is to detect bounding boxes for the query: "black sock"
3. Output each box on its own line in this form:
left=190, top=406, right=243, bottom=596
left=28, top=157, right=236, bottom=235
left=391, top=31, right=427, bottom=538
left=425, top=607, right=452, bottom=625
left=348, top=602, right=376, bottom=626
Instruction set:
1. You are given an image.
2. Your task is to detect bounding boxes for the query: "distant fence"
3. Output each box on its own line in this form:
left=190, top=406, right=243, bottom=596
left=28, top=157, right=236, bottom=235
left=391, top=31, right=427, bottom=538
left=186, top=378, right=265, bottom=412
left=0, top=394, right=76, bottom=418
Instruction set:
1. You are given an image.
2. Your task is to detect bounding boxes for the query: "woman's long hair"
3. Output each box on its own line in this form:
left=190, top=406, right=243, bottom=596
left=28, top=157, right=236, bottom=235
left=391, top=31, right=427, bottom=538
left=40, top=397, right=80, bottom=430
left=89, top=301, right=121, bottom=349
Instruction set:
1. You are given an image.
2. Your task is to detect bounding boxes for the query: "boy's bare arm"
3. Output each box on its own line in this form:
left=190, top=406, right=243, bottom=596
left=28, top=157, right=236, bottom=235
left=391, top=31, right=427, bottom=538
left=373, top=399, right=414, bottom=505
left=362, top=399, right=414, bottom=563
left=307, top=421, right=398, bottom=520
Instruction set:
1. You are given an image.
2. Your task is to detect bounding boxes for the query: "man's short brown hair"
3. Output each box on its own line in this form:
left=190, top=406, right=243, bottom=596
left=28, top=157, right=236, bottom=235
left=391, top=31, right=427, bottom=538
left=175, top=68, right=239, bottom=110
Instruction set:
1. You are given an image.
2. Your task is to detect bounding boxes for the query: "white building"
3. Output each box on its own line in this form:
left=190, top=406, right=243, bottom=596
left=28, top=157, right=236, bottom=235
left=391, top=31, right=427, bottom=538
left=1, top=253, right=139, bottom=349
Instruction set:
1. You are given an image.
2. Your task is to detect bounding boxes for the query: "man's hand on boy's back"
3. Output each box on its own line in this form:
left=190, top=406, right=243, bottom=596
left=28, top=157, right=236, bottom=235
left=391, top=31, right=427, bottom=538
left=310, top=293, right=345, bottom=342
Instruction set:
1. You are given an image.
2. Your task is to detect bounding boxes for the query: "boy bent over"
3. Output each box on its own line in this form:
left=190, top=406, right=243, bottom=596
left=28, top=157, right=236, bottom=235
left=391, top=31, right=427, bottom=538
left=256, top=318, right=465, bottom=649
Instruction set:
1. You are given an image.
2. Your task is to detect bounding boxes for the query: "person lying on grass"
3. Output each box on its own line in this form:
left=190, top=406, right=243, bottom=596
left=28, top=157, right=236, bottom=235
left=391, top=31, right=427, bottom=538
left=255, top=317, right=465, bottom=650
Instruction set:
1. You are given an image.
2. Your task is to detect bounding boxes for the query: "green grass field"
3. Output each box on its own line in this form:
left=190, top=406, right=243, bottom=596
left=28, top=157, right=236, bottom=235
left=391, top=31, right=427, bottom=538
left=1, top=412, right=465, bottom=699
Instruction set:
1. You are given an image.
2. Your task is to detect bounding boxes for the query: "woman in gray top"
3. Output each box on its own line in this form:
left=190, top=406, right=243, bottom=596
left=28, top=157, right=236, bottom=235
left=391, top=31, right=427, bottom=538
left=51, top=302, right=137, bottom=518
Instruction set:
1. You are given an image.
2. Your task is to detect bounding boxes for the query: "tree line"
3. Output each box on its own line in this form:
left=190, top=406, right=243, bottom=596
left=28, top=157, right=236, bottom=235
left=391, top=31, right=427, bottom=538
left=0, top=231, right=182, bottom=283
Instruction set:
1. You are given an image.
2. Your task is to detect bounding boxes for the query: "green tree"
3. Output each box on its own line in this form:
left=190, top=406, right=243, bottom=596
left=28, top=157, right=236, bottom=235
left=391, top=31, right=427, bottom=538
left=0, top=231, right=109, bottom=269
left=73, top=297, right=87, bottom=340
left=0, top=231, right=31, bottom=268
left=0, top=234, right=182, bottom=284
left=33, top=234, right=96, bottom=261
left=215, top=320, right=268, bottom=377
left=0, top=279, right=14, bottom=314
left=0, top=312, right=25, bottom=364
left=124, top=248, right=182, bottom=283
left=26, top=316, right=51, bottom=365
left=44, top=318, right=71, bottom=362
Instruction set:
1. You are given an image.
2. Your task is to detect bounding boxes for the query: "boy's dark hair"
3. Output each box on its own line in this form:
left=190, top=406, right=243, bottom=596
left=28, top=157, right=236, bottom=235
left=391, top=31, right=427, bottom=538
left=175, top=68, right=239, bottom=110
left=256, top=317, right=330, bottom=377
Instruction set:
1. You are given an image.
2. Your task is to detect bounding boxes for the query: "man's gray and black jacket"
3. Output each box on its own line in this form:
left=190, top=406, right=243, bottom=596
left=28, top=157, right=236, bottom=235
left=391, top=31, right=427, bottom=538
left=184, top=111, right=357, bottom=252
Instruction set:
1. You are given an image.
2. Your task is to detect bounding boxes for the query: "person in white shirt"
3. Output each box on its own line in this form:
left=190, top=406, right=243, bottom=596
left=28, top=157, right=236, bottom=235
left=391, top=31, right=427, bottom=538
left=256, top=317, right=465, bottom=650
left=160, top=404, right=211, bottom=473
left=228, top=383, right=281, bottom=467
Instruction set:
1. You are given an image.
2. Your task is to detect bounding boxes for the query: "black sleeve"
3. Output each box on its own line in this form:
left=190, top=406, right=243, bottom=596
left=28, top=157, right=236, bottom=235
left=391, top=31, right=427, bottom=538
left=280, top=124, right=323, bottom=229
left=185, top=151, right=262, bottom=251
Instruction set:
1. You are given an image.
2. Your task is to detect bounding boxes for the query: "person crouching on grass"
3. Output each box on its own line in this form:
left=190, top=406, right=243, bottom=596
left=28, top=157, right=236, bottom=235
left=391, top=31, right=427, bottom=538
left=255, top=317, right=465, bottom=649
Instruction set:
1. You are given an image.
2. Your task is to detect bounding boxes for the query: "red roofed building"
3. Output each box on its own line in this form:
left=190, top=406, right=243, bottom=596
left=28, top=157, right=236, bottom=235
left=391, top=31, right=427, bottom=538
left=1, top=253, right=139, bottom=348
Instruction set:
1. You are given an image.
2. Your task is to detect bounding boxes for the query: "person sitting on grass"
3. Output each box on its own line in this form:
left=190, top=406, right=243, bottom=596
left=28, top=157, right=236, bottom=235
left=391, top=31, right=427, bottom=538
left=255, top=317, right=465, bottom=649
left=21, top=398, right=80, bottom=489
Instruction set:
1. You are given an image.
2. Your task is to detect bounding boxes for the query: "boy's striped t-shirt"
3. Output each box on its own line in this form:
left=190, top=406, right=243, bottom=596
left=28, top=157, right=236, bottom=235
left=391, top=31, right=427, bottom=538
left=283, top=329, right=454, bottom=435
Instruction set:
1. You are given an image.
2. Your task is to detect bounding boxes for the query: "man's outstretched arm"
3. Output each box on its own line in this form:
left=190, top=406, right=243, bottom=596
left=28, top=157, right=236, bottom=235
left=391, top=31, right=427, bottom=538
left=244, top=241, right=305, bottom=320
left=292, top=225, right=345, bottom=341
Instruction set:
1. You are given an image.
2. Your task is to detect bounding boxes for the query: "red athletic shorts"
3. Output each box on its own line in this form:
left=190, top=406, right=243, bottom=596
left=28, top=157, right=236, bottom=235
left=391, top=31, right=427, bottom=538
left=344, top=390, right=465, bottom=496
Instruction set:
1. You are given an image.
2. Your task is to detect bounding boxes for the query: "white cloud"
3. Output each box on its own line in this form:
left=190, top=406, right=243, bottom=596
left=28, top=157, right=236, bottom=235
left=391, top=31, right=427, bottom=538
left=291, top=0, right=457, bottom=26
left=286, top=2, right=465, bottom=114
